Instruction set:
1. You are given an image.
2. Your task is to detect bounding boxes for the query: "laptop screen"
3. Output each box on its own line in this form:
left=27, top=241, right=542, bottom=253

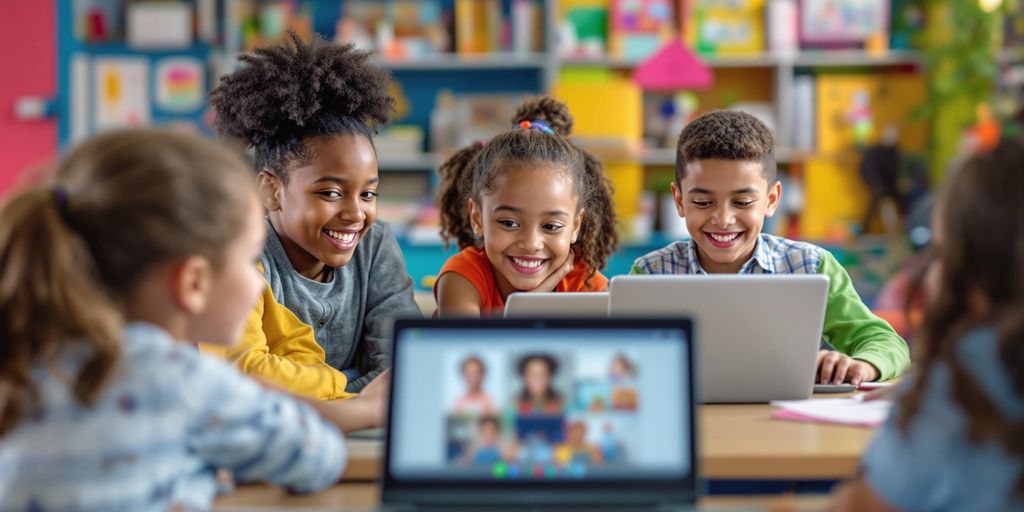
left=387, top=319, right=693, bottom=486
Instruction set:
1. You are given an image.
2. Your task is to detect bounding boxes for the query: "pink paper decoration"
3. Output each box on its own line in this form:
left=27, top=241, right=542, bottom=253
left=632, top=39, right=713, bottom=91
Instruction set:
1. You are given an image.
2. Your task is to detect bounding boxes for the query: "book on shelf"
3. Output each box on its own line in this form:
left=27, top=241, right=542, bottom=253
left=683, top=0, right=766, bottom=56
left=455, top=0, right=495, bottom=54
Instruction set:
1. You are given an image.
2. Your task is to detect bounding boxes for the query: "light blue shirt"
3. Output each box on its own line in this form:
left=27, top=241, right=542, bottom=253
left=863, top=327, right=1024, bottom=511
left=0, top=323, right=346, bottom=511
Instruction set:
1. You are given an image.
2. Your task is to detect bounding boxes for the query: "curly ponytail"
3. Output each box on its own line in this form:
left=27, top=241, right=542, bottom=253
left=437, top=141, right=487, bottom=250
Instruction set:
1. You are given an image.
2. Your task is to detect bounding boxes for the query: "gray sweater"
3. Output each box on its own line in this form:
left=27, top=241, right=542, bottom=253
left=260, top=218, right=421, bottom=391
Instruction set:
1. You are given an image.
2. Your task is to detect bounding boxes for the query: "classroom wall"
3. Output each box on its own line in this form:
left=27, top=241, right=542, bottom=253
left=0, top=1, right=56, bottom=197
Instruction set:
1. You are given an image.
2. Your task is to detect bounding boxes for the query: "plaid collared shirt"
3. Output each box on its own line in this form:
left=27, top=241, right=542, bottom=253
left=632, top=233, right=823, bottom=275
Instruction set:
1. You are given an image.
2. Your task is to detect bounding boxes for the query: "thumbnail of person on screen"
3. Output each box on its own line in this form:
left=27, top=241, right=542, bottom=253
left=453, top=355, right=495, bottom=415
left=608, top=353, right=638, bottom=411
left=516, top=354, right=563, bottom=415
left=466, top=415, right=505, bottom=465
left=556, top=420, right=604, bottom=466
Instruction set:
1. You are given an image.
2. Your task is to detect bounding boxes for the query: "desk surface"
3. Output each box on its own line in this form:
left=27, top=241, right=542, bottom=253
left=215, top=483, right=832, bottom=511
left=340, top=401, right=875, bottom=482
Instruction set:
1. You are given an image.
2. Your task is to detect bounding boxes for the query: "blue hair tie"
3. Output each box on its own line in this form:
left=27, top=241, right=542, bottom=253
left=516, top=119, right=556, bottom=136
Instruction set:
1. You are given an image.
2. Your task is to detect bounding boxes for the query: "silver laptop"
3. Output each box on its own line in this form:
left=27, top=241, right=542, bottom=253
left=381, top=317, right=708, bottom=511
left=503, top=292, right=609, bottom=318
left=609, top=275, right=829, bottom=404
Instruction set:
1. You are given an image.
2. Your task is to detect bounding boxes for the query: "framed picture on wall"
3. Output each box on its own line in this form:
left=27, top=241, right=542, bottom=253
left=799, top=0, right=889, bottom=48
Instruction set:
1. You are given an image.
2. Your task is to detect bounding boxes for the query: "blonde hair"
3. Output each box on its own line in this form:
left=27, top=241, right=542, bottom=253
left=0, top=128, right=256, bottom=434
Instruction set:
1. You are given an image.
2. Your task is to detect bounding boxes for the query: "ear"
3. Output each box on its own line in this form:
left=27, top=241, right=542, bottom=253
left=468, top=198, right=483, bottom=237
left=670, top=181, right=686, bottom=218
left=257, top=170, right=282, bottom=212
left=765, top=180, right=783, bottom=217
left=168, top=256, right=214, bottom=316
left=571, top=208, right=586, bottom=244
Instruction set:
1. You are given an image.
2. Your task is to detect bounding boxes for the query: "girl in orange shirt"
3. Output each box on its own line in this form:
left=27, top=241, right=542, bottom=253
left=433, top=97, right=619, bottom=316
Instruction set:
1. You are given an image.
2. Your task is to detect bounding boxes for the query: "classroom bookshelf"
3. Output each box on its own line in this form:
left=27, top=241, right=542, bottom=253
left=53, top=0, right=1013, bottom=300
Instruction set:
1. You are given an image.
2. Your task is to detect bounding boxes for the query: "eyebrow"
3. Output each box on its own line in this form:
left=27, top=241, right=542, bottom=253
left=494, top=205, right=570, bottom=217
left=313, top=176, right=380, bottom=186
left=688, top=187, right=759, bottom=195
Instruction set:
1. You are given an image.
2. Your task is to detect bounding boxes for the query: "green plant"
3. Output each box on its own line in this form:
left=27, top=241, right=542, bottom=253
left=916, top=0, right=1005, bottom=181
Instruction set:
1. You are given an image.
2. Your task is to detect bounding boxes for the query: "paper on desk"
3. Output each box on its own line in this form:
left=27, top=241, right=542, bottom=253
left=770, top=396, right=892, bottom=428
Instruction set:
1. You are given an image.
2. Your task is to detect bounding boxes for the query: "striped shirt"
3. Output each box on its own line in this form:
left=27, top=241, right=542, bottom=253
left=0, top=323, right=346, bottom=511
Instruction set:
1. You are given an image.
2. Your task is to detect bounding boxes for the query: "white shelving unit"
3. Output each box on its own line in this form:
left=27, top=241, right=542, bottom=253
left=372, top=53, right=550, bottom=71
left=218, top=0, right=925, bottom=173
left=369, top=44, right=924, bottom=171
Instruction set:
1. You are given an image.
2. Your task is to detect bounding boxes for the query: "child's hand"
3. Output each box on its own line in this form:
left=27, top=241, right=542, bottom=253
left=358, top=370, right=390, bottom=404
left=352, top=369, right=390, bottom=428
left=816, top=350, right=880, bottom=385
left=527, top=250, right=575, bottom=293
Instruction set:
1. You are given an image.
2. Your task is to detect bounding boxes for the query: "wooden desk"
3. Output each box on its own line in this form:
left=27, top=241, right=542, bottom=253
left=699, top=402, right=874, bottom=479
left=215, top=483, right=833, bottom=511
left=340, top=402, right=875, bottom=482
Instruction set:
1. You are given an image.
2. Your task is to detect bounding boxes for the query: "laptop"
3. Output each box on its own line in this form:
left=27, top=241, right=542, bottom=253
left=503, top=292, right=609, bottom=318
left=381, top=317, right=704, bottom=511
left=609, top=275, right=829, bottom=404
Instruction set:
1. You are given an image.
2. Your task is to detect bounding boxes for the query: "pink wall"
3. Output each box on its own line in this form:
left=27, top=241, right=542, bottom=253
left=0, top=1, right=56, bottom=197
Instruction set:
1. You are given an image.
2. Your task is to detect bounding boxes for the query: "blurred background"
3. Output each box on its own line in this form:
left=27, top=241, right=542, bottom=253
left=1, top=0, right=1020, bottom=327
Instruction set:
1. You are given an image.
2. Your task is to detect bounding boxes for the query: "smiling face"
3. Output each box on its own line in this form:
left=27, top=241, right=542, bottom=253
left=672, top=159, right=781, bottom=274
left=468, top=164, right=584, bottom=297
left=261, top=134, right=379, bottom=280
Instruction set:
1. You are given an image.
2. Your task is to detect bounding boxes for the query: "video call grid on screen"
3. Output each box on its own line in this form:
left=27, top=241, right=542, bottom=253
left=390, top=328, right=690, bottom=481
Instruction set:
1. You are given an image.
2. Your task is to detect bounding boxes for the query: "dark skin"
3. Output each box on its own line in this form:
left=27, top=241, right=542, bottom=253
left=258, top=134, right=380, bottom=282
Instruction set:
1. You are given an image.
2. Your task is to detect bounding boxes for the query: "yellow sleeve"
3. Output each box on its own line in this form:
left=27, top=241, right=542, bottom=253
left=200, top=285, right=356, bottom=400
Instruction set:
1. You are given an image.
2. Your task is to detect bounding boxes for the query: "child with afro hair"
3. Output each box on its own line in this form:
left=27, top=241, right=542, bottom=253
left=205, top=32, right=420, bottom=406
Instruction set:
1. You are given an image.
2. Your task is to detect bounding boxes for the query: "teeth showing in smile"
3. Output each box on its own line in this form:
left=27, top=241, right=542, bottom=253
left=709, top=232, right=740, bottom=243
left=511, top=257, right=544, bottom=269
left=325, top=230, right=356, bottom=243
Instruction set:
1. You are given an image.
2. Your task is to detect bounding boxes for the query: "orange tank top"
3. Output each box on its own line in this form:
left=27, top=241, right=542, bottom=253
left=432, top=247, right=608, bottom=314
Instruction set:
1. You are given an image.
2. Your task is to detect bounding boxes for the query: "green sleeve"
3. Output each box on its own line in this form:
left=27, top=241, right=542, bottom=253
left=629, top=264, right=648, bottom=275
left=819, top=251, right=910, bottom=381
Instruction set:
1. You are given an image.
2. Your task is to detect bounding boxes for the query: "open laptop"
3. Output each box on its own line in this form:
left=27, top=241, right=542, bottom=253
left=503, top=292, right=610, bottom=318
left=381, top=317, right=704, bottom=511
left=609, top=275, right=829, bottom=403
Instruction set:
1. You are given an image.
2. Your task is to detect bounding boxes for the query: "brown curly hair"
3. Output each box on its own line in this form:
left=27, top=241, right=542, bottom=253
left=209, top=31, right=394, bottom=179
left=899, top=138, right=1024, bottom=495
left=436, top=96, right=619, bottom=280
left=675, top=110, right=776, bottom=184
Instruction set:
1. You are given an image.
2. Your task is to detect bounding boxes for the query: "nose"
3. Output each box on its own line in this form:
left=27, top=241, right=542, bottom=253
left=518, top=228, right=545, bottom=252
left=337, top=195, right=366, bottom=224
left=710, top=204, right=735, bottom=229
